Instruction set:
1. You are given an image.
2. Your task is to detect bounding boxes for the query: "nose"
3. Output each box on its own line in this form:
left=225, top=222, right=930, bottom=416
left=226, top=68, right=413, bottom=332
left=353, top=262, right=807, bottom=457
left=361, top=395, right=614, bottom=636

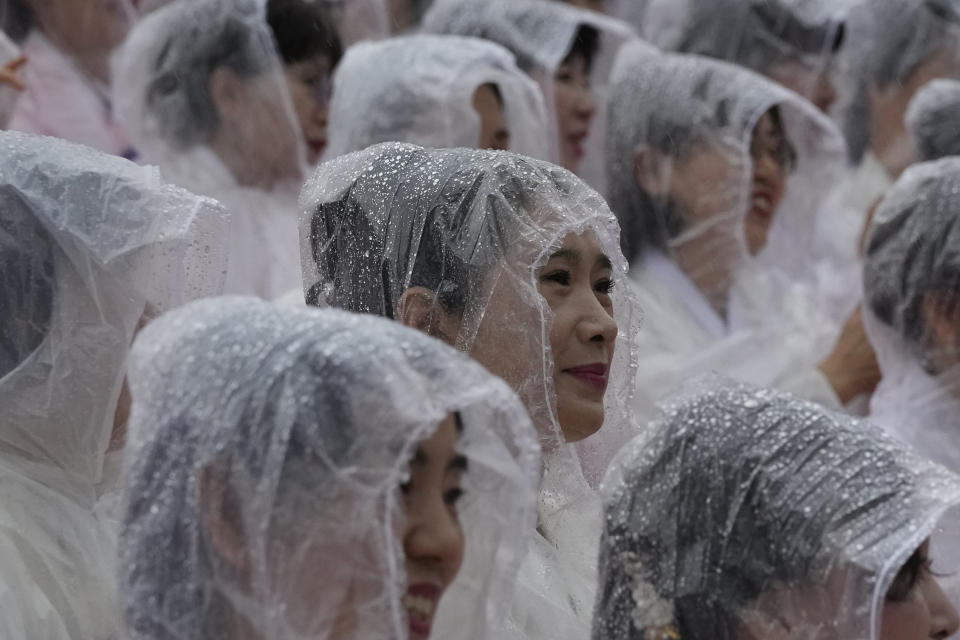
left=576, top=85, right=596, bottom=121
left=753, top=151, right=783, bottom=193
left=403, top=495, right=464, bottom=585
left=924, top=575, right=960, bottom=638
left=574, top=291, right=618, bottom=347
left=814, top=76, right=837, bottom=114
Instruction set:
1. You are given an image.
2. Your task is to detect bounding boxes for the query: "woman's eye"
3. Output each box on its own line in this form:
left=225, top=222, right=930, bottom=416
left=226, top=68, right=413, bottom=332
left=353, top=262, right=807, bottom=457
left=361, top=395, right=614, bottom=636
left=594, top=278, right=614, bottom=295
left=444, top=488, right=464, bottom=506
left=540, top=270, right=572, bottom=286
left=400, top=481, right=411, bottom=495
left=555, top=70, right=574, bottom=83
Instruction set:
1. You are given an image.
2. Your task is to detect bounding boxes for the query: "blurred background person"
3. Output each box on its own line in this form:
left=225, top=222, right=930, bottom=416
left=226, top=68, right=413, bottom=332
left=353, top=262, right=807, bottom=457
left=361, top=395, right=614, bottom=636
left=0, top=0, right=137, bottom=155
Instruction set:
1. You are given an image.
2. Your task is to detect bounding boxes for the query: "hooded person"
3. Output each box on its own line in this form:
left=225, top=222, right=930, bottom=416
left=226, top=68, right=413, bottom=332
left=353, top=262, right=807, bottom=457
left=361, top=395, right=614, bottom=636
left=862, top=158, right=960, bottom=581
left=0, top=130, right=229, bottom=639
left=421, top=0, right=643, bottom=191
left=593, top=374, right=960, bottom=640
left=605, top=52, right=877, bottom=421
left=323, top=34, right=550, bottom=162
left=266, top=0, right=343, bottom=166
left=619, top=0, right=850, bottom=113
left=118, top=297, right=540, bottom=640
left=816, top=0, right=960, bottom=284
left=905, top=79, right=960, bottom=163
left=113, top=0, right=310, bottom=300
left=300, top=142, right=642, bottom=639
left=1, top=0, right=136, bottom=156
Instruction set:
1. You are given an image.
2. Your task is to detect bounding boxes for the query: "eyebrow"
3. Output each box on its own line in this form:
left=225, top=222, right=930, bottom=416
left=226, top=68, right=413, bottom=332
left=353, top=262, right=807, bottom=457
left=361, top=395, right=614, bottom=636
left=548, top=247, right=613, bottom=271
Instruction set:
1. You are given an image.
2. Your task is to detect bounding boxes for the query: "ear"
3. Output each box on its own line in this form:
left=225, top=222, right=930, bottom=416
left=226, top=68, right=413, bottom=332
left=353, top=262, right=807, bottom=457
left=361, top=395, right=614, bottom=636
left=923, top=291, right=960, bottom=354
left=633, top=144, right=671, bottom=197
left=198, top=461, right=249, bottom=576
left=208, top=66, right=245, bottom=122
left=396, top=286, right=459, bottom=345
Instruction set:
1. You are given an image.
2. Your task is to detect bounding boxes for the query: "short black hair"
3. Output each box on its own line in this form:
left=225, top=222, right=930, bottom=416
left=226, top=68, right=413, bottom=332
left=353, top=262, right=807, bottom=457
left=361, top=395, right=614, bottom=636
left=563, top=24, right=599, bottom=72
left=266, top=0, right=343, bottom=67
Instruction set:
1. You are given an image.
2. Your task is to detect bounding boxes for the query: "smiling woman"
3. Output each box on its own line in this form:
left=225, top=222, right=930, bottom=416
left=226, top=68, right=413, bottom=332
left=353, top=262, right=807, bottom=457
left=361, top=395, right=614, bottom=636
left=119, top=297, right=539, bottom=640
left=300, top=142, right=641, bottom=640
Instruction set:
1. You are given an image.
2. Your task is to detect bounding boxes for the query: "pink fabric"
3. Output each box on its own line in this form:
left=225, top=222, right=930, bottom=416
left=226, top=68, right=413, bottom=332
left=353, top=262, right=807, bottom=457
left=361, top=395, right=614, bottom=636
left=9, top=32, right=133, bottom=156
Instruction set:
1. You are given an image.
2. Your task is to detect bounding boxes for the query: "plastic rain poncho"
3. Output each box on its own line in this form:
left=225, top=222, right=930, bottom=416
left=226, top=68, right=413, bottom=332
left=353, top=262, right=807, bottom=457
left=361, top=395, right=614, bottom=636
left=421, top=0, right=644, bottom=192
left=594, top=374, right=960, bottom=640
left=119, top=296, right=540, bottom=640
left=906, top=79, right=960, bottom=163
left=3, top=0, right=136, bottom=156
left=113, top=0, right=307, bottom=299
left=299, top=142, right=641, bottom=640
left=606, top=52, right=848, bottom=421
left=324, top=34, right=550, bottom=162
left=819, top=0, right=960, bottom=285
left=618, top=0, right=851, bottom=113
left=862, top=159, right=960, bottom=580
left=0, top=130, right=229, bottom=640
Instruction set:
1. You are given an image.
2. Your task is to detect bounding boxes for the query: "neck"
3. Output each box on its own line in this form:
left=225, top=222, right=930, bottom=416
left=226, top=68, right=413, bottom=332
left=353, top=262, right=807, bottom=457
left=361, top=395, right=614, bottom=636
left=208, top=127, right=291, bottom=191
left=672, top=242, right=732, bottom=320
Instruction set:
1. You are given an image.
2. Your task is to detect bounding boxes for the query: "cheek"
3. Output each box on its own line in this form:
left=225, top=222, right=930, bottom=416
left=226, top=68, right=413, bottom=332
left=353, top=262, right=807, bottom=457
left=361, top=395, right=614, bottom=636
left=880, top=600, right=930, bottom=640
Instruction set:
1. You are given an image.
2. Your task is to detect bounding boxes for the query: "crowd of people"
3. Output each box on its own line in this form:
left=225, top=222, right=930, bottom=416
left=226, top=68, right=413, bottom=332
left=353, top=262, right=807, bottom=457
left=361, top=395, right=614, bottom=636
left=2, top=0, right=960, bottom=638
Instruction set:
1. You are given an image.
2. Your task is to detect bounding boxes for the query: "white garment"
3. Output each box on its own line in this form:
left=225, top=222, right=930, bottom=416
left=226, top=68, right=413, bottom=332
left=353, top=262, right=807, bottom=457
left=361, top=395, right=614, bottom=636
left=153, top=147, right=301, bottom=300
left=0, top=131, right=228, bottom=640
left=630, top=250, right=840, bottom=426
left=9, top=32, right=132, bottom=156
left=507, top=473, right=601, bottom=640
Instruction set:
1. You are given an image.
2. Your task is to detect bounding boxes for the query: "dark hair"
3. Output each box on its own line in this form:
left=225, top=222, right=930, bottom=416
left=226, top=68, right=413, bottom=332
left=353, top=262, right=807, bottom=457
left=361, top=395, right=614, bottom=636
left=0, top=187, right=55, bottom=378
left=122, top=343, right=360, bottom=640
left=563, top=24, right=599, bottom=72
left=266, top=0, right=343, bottom=67
left=0, top=0, right=33, bottom=42
left=145, top=3, right=276, bottom=149
left=306, top=147, right=558, bottom=319
left=594, top=384, right=916, bottom=640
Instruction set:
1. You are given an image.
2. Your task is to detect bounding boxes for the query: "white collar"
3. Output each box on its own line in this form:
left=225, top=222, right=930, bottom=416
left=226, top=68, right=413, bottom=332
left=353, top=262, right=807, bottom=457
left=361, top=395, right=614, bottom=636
left=640, top=249, right=727, bottom=339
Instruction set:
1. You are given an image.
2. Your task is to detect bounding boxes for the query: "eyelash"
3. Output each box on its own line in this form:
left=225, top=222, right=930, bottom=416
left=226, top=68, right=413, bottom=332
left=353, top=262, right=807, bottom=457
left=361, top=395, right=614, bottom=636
left=398, top=484, right=465, bottom=506
left=540, top=270, right=615, bottom=295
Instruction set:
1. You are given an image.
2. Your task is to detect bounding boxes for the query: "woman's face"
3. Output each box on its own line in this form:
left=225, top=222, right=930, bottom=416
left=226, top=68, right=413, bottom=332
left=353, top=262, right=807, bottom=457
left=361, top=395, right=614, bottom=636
left=554, top=54, right=597, bottom=173
left=211, top=68, right=304, bottom=187
left=30, top=0, right=133, bottom=56
left=464, top=232, right=617, bottom=443
left=400, top=415, right=466, bottom=640
left=881, top=541, right=960, bottom=640
left=472, top=84, right=510, bottom=151
left=284, top=54, right=334, bottom=165
left=261, top=415, right=465, bottom=639
left=745, top=111, right=790, bottom=256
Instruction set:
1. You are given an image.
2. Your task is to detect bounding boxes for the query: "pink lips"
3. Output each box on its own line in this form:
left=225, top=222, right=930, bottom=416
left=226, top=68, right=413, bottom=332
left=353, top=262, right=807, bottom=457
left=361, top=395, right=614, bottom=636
left=563, top=363, right=608, bottom=391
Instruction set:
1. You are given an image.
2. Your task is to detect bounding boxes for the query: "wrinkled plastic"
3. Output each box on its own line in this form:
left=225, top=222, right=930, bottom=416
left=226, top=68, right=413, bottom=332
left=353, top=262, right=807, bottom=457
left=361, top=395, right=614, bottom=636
left=0, top=129, right=228, bottom=640
left=863, top=159, right=960, bottom=591
left=906, top=79, right=960, bottom=162
left=606, top=52, right=849, bottom=422
left=595, top=374, right=960, bottom=640
left=120, top=296, right=540, bottom=640
left=1, top=0, right=136, bottom=155
left=299, top=142, right=641, bottom=639
left=422, top=0, right=642, bottom=190
left=619, top=0, right=851, bottom=110
left=324, top=34, right=550, bottom=161
left=113, top=0, right=307, bottom=299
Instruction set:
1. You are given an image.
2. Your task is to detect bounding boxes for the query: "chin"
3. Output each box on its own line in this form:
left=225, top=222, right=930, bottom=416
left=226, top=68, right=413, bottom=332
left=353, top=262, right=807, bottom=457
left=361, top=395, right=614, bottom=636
left=557, top=404, right=605, bottom=443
